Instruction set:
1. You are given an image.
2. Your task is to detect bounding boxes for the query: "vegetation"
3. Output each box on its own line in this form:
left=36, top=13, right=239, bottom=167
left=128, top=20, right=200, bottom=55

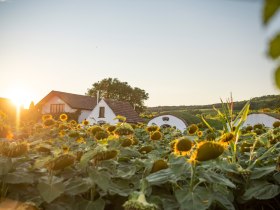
left=262, top=0, right=280, bottom=89
left=0, top=101, right=279, bottom=210
left=86, top=78, right=149, bottom=113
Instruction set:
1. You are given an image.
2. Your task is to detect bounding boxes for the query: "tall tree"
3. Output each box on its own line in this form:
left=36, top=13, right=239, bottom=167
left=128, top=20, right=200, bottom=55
left=86, top=78, right=149, bottom=112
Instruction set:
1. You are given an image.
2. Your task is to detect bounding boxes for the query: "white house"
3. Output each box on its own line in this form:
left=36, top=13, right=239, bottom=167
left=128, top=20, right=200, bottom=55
left=36, top=90, right=97, bottom=122
left=241, top=113, right=280, bottom=128
left=86, top=98, right=144, bottom=125
left=147, top=114, right=188, bottom=132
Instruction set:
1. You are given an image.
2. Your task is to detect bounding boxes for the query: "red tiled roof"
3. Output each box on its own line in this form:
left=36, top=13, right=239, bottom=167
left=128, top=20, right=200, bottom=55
left=36, top=90, right=97, bottom=110
left=104, top=99, right=144, bottom=123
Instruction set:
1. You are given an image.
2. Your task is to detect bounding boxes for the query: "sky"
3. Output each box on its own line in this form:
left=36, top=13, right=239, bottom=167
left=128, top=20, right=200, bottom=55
left=0, top=0, right=280, bottom=108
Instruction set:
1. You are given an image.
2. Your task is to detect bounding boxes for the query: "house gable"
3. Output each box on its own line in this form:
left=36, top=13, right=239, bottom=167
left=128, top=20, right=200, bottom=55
left=86, top=99, right=118, bottom=125
left=41, top=95, right=75, bottom=114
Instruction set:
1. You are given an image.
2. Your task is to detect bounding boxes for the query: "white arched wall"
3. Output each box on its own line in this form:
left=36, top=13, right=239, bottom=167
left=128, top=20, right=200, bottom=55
left=241, top=113, right=279, bottom=128
left=148, top=115, right=187, bottom=132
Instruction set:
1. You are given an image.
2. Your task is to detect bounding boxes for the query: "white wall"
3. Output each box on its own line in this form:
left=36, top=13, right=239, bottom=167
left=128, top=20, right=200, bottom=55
left=78, top=110, right=91, bottom=123
left=86, top=99, right=118, bottom=125
left=147, top=115, right=187, bottom=132
left=41, top=96, right=76, bottom=114
left=242, top=113, right=279, bottom=128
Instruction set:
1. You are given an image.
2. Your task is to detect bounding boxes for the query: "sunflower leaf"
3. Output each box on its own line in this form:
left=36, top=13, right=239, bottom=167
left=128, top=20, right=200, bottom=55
left=263, top=0, right=280, bottom=25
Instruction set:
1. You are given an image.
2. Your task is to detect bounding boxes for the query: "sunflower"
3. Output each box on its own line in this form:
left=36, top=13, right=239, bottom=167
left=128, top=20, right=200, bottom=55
left=94, top=130, right=109, bottom=140
left=150, top=131, right=162, bottom=141
left=273, top=121, right=280, bottom=128
left=146, top=125, right=160, bottom=133
left=219, top=132, right=235, bottom=144
left=42, top=114, right=52, bottom=121
left=92, top=150, right=118, bottom=162
left=138, top=145, right=153, bottom=154
left=45, top=154, right=75, bottom=171
left=0, top=141, right=29, bottom=158
left=107, top=125, right=116, bottom=133
left=190, top=141, right=225, bottom=162
left=120, top=137, right=133, bottom=147
left=114, top=123, right=134, bottom=136
left=197, top=131, right=203, bottom=137
left=62, top=145, right=70, bottom=153
left=188, top=124, right=198, bottom=135
left=91, top=125, right=104, bottom=136
left=76, top=137, right=86, bottom=144
left=70, top=120, right=77, bottom=126
left=59, top=113, right=68, bottom=122
left=43, top=118, right=55, bottom=127
left=59, top=130, right=66, bottom=137
left=82, top=120, right=89, bottom=126
left=151, top=159, right=168, bottom=173
left=174, top=137, right=193, bottom=156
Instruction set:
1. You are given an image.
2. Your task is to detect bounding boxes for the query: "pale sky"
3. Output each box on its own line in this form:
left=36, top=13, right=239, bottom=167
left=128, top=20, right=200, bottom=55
left=0, top=0, right=279, bottom=108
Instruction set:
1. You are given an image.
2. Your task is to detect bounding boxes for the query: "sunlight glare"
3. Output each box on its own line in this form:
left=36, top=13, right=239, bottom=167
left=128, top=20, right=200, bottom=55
left=8, top=88, right=33, bottom=109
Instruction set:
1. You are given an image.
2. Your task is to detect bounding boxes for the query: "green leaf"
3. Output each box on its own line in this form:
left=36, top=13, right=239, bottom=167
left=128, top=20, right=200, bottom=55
left=200, top=171, right=236, bottom=188
left=263, top=0, right=280, bottom=25
left=4, top=171, right=34, bottom=184
left=212, top=192, right=235, bottom=210
left=275, top=66, right=280, bottom=89
left=201, top=115, right=214, bottom=132
left=250, top=165, right=276, bottom=179
left=0, top=157, right=12, bottom=175
left=273, top=172, right=280, bottom=184
left=146, top=169, right=177, bottom=185
left=37, top=181, right=65, bottom=203
left=241, top=181, right=280, bottom=200
left=76, top=198, right=105, bottom=210
left=80, top=150, right=95, bottom=168
left=269, top=33, right=280, bottom=59
left=175, top=186, right=212, bottom=210
left=64, top=177, right=92, bottom=195
left=89, top=169, right=111, bottom=192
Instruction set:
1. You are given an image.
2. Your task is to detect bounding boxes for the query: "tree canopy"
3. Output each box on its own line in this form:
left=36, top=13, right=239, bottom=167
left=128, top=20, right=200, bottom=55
left=86, top=78, right=149, bottom=113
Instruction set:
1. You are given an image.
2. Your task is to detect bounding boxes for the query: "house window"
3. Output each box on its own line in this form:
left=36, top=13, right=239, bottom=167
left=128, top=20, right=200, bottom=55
left=99, top=107, right=105, bottom=118
left=50, top=104, right=65, bottom=113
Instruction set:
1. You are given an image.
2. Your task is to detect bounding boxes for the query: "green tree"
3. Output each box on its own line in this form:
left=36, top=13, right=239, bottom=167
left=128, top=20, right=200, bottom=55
left=86, top=78, right=149, bottom=112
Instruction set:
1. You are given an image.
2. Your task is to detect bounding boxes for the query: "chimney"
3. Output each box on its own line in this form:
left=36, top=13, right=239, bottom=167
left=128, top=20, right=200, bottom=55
left=96, top=91, right=100, bottom=105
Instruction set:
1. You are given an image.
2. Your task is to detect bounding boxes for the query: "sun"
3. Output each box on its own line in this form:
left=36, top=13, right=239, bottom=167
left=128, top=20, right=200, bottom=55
left=8, top=88, right=33, bottom=109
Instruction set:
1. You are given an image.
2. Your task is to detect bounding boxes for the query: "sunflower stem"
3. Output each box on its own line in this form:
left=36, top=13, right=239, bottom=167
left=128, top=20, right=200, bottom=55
left=190, top=162, right=196, bottom=192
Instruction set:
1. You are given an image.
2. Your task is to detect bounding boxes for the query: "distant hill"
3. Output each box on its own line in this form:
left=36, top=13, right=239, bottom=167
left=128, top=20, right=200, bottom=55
left=148, top=94, right=280, bottom=112
left=146, top=94, right=280, bottom=130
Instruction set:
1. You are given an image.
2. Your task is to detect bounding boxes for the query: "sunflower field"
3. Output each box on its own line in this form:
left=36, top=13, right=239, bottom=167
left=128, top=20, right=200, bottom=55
left=0, top=102, right=280, bottom=210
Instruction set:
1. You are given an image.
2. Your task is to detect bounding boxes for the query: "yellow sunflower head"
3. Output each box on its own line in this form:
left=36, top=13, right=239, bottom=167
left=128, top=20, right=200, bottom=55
left=91, top=125, right=104, bottom=136
left=62, top=145, right=70, bottom=153
left=120, top=136, right=133, bottom=147
left=151, top=159, right=168, bottom=173
left=42, top=114, right=52, bottom=121
left=107, top=125, right=116, bottom=133
left=146, top=125, right=160, bottom=133
left=59, top=113, right=68, bottom=122
left=174, top=137, right=193, bottom=156
left=138, top=145, right=153, bottom=154
left=43, top=118, right=55, bottom=127
left=150, top=131, right=163, bottom=141
left=82, top=120, right=89, bottom=126
left=197, top=131, right=203, bottom=137
left=219, top=132, right=235, bottom=144
left=70, top=120, right=77, bottom=126
left=188, top=124, right=198, bottom=135
left=94, top=130, right=109, bottom=140
left=190, top=141, right=225, bottom=162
